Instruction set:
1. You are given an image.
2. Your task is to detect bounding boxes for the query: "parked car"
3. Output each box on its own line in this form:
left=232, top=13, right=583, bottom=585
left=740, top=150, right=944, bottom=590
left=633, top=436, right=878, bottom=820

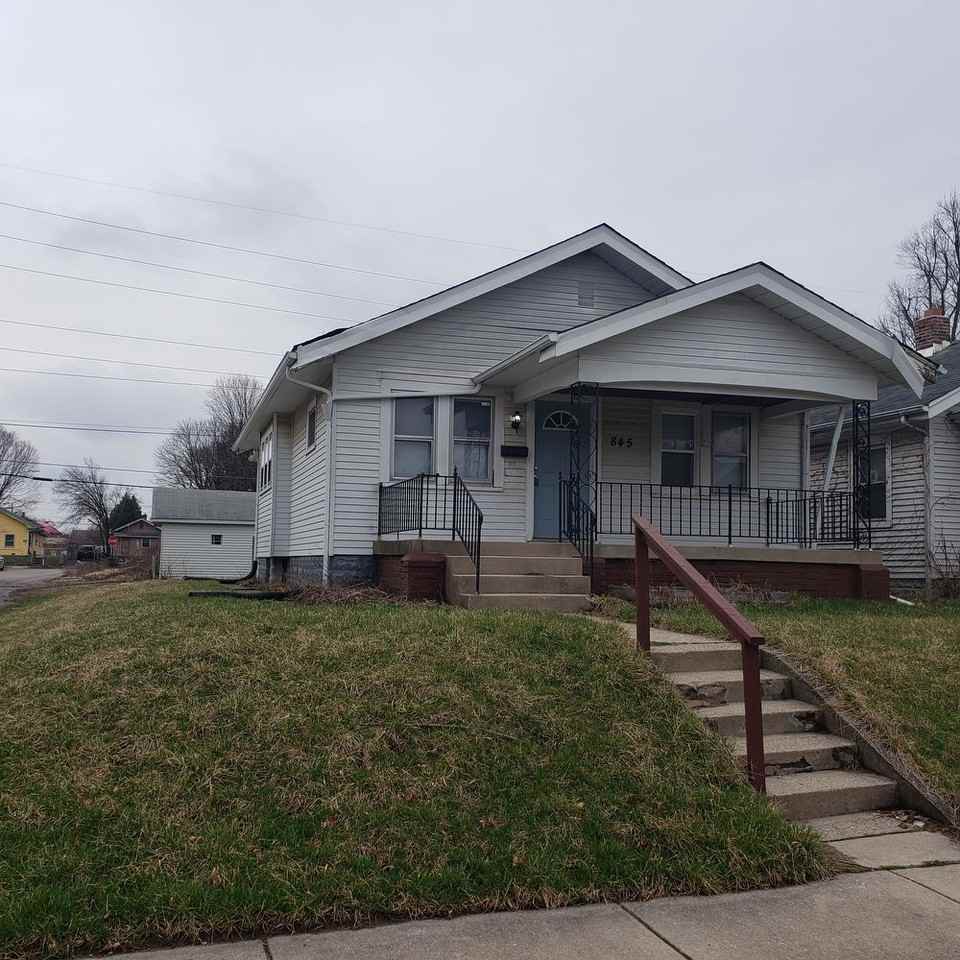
left=0, top=555, right=5, bottom=571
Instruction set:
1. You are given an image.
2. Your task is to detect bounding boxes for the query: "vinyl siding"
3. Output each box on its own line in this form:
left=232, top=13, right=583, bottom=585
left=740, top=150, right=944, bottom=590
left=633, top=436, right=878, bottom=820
left=272, top=416, right=292, bottom=555
left=930, top=412, right=960, bottom=575
left=758, top=415, right=803, bottom=488
left=809, top=427, right=927, bottom=581
left=255, top=425, right=274, bottom=558
left=332, top=399, right=383, bottom=554
left=581, top=293, right=878, bottom=397
left=334, top=253, right=654, bottom=395
left=288, top=397, right=329, bottom=556
left=159, top=522, right=254, bottom=578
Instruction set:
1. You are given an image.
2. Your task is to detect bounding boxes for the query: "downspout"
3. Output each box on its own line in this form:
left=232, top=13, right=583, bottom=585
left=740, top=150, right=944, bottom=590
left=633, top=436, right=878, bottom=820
left=899, top=414, right=932, bottom=594
left=285, top=364, right=334, bottom=583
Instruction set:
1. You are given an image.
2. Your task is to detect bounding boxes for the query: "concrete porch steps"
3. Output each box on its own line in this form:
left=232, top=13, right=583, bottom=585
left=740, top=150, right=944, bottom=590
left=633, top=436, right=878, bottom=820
left=653, top=636, right=900, bottom=821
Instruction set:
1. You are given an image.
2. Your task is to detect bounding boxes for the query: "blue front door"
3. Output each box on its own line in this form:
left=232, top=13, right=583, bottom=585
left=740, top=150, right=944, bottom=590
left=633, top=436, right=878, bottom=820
left=533, top=399, right=591, bottom=538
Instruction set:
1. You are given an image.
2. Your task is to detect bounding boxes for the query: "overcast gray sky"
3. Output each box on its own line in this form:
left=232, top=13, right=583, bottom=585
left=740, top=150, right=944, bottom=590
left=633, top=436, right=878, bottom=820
left=2, top=0, right=958, bottom=525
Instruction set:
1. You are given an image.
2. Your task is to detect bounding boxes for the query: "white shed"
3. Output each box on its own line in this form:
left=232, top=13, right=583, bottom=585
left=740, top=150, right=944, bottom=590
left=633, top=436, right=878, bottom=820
left=152, top=488, right=256, bottom=579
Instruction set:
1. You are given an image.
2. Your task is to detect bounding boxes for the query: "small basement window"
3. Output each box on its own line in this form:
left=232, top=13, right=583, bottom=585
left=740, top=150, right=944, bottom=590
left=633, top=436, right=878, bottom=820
left=211, top=534, right=223, bottom=545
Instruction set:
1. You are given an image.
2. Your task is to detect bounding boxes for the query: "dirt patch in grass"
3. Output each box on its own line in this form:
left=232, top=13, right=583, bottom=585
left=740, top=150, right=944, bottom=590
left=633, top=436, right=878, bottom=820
left=0, top=581, right=826, bottom=959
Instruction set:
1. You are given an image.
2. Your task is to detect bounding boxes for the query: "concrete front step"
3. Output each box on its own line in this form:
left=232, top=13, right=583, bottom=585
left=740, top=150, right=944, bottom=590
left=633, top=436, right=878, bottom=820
left=452, top=573, right=591, bottom=596
left=697, top=698, right=822, bottom=737
left=669, top=668, right=792, bottom=706
left=448, top=555, right=585, bottom=576
left=419, top=539, right=579, bottom=558
left=652, top=642, right=742, bottom=673
left=458, top=592, right=593, bottom=612
left=732, top=732, right=858, bottom=775
left=766, top=769, right=897, bottom=820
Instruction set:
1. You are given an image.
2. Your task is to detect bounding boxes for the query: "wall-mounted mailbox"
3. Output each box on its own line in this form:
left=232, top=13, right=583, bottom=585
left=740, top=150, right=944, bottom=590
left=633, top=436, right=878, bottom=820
left=501, top=445, right=529, bottom=458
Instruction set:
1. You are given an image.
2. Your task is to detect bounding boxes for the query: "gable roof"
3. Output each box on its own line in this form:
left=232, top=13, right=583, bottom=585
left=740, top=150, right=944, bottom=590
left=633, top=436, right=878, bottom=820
left=293, top=223, right=692, bottom=368
left=112, top=517, right=161, bottom=535
left=0, top=508, right=40, bottom=531
left=152, top=488, right=255, bottom=524
left=476, top=262, right=924, bottom=399
left=810, top=339, right=960, bottom=428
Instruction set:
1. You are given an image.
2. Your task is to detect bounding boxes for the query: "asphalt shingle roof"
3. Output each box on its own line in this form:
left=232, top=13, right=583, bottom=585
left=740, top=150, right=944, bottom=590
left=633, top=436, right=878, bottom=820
left=151, top=488, right=255, bottom=523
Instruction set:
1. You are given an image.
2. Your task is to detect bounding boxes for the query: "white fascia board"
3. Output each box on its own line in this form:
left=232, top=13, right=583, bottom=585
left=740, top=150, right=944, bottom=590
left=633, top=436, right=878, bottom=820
left=545, top=264, right=926, bottom=399
left=295, top=225, right=691, bottom=368
left=925, top=386, right=960, bottom=419
left=154, top=519, right=255, bottom=526
left=233, top=352, right=295, bottom=452
left=473, top=334, right=557, bottom=384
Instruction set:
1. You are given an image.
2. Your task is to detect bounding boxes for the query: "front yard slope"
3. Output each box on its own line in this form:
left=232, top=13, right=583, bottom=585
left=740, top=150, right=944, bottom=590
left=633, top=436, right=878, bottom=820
left=0, top=582, right=824, bottom=959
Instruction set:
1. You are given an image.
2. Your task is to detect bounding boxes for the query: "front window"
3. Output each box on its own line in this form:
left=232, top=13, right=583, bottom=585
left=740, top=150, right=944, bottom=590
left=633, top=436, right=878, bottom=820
left=453, top=397, right=493, bottom=482
left=393, top=397, right=434, bottom=478
left=867, top=446, right=887, bottom=520
left=3, top=534, right=13, bottom=548
left=661, top=414, right=696, bottom=486
left=712, top=413, right=750, bottom=488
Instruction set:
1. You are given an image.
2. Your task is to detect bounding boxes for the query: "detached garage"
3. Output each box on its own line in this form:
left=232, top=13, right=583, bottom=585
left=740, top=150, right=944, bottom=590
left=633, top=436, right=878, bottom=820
left=153, top=488, right=255, bottom=579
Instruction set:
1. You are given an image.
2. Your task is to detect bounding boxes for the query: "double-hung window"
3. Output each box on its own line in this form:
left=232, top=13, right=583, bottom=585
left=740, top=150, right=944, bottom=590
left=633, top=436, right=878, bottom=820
left=259, top=431, right=273, bottom=488
left=867, top=445, right=888, bottom=520
left=453, top=397, right=493, bottom=482
left=393, top=397, right=434, bottom=478
left=712, top=413, right=750, bottom=488
left=3, top=534, right=14, bottom=548
left=661, top=414, right=696, bottom=486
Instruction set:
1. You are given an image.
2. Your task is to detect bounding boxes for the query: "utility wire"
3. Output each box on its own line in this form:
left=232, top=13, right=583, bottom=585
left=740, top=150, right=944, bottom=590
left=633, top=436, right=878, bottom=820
left=0, top=346, right=266, bottom=378
left=0, top=262, right=355, bottom=322
left=1, top=419, right=211, bottom=436
left=0, top=317, right=281, bottom=356
left=2, top=469, right=181, bottom=492
left=1, top=367, right=217, bottom=387
left=0, top=161, right=527, bottom=252
left=0, top=231, right=398, bottom=306
left=0, top=458, right=254, bottom=482
left=0, top=200, right=448, bottom=285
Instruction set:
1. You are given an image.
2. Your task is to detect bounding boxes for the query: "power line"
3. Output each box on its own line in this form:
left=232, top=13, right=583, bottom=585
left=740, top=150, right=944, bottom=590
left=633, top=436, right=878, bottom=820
left=0, top=231, right=398, bottom=307
left=1, top=367, right=216, bottom=387
left=0, top=458, right=254, bottom=482
left=0, top=200, right=447, bottom=285
left=3, top=419, right=191, bottom=436
left=0, top=262, right=355, bottom=321
left=0, top=161, right=527, bottom=252
left=2, top=469, right=170, bottom=492
left=0, top=317, right=281, bottom=356
left=0, top=346, right=266, bottom=378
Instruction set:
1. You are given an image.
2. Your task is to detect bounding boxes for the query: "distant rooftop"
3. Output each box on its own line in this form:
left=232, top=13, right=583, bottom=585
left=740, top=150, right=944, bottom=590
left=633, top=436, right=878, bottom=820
left=151, top=488, right=255, bottom=523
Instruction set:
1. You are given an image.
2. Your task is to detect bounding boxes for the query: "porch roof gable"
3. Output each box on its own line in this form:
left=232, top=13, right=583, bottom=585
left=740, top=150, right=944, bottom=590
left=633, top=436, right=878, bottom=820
left=475, top=262, right=925, bottom=401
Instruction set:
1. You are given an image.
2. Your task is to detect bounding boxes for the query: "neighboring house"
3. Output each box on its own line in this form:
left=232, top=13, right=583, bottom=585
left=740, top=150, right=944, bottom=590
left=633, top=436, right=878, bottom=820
left=808, top=307, right=960, bottom=588
left=152, top=488, right=255, bottom=579
left=110, top=516, right=162, bottom=559
left=234, top=223, right=925, bottom=605
left=0, top=509, right=42, bottom=559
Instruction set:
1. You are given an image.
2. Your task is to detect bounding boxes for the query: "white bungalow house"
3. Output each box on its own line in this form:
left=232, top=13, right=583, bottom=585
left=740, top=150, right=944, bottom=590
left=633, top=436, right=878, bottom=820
left=234, top=224, right=924, bottom=607
left=808, top=307, right=960, bottom=589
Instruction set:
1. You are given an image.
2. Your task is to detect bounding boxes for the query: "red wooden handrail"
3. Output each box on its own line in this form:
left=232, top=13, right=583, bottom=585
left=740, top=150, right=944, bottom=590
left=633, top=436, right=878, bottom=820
left=633, top=514, right=766, bottom=792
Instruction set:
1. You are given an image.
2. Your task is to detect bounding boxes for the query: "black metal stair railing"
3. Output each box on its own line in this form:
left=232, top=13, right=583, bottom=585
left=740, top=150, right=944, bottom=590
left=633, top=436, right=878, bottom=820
left=378, top=470, right=483, bottom=593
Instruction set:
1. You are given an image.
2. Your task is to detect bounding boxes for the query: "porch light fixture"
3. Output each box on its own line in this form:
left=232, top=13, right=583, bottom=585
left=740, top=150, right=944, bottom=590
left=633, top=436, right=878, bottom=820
left=511, top=411, right=522, bottom=432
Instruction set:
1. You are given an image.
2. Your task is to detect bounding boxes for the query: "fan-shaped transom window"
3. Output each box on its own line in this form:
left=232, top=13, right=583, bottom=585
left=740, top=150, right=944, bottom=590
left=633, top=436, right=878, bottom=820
left=542, top=410, right=580, bottom=431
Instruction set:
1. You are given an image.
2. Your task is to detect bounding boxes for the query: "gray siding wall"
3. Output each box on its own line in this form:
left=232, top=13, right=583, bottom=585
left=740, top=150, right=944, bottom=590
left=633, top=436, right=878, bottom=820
left=288, top=396, right=329, bottom=557
left=930, top=412, right=960, bottom=575
left=334, top=253, right=654, bottom=396
left=759, top=414, right=803, bottom=488
left=809, top=426, right=927, bottom=582
left=272, top=416, right=292, bottom=555
left=159, top=522, right=254, bottom=578
left=581, top=293, right=878, bottom=397
left=332, top=399, right=383, bottom=555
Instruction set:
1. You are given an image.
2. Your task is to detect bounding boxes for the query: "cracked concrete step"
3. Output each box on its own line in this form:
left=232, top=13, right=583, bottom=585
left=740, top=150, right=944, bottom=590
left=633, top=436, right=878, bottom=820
left=767, top=769, right=897, bottom=820
left=697, top=699, right=822, bottom=736
left=801, top=811, right=927, bottom=842
left=459, top=592, right=592, bottom=612
left=731, top=732, right=858, bottom=775
left=669, top=668, right=792, bottom=705
left=451, top=573, right=591, bottom=595
left=652, top=642, right=742, bottom=673
left=447, top=555, right=585, bottom=576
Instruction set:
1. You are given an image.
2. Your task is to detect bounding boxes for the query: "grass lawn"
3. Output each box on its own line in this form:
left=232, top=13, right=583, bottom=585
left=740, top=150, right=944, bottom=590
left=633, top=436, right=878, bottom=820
left=598, top=594, right=960, bottom=812
left=0, top=581, right=825, bottom=959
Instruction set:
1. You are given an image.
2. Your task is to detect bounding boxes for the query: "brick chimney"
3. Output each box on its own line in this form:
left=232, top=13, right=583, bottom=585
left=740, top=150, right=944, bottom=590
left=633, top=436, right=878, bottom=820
left=914, top=305, right=951, bottom=354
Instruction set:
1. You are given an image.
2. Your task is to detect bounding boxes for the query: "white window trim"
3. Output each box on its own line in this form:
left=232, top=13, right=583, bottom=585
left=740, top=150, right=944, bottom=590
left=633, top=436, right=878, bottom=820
left=259, top=428, right=274, bottom=492
left=651, top=403, right=700, bottom=486
left=707, top=405, right=759, bottom=489
left=390, top=396, right=437, bottom=480
left=452, top=395, right=495, bottom=485
left=305, top=400, right=318, bottom=453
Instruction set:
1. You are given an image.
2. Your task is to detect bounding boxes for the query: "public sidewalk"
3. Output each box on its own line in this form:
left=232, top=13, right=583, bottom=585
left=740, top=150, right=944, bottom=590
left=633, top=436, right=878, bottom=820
left=103, top=864, right=960, bottom=960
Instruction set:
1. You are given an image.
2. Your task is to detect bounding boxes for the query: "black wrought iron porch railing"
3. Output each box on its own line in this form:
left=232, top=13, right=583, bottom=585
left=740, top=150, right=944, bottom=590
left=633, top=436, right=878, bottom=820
left=378, top=471, right=483, bottom=592
left=559, top=477, right=596, bottom=570
left=592, top=481, right=858, bottom=547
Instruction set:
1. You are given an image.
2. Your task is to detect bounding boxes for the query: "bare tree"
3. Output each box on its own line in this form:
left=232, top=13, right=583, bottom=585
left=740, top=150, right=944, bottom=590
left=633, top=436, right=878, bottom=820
left=54, top=460, right=122, bottom=549
left=0, top=424, right=40, bottom=514
left=880, top=190, right=960, bottom=346
left=155, top=375, right=260, bottom=490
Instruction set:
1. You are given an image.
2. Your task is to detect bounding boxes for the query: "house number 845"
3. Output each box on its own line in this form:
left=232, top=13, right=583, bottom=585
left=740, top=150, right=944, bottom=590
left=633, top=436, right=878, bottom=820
left=610, top=436, right=633, bottom=447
